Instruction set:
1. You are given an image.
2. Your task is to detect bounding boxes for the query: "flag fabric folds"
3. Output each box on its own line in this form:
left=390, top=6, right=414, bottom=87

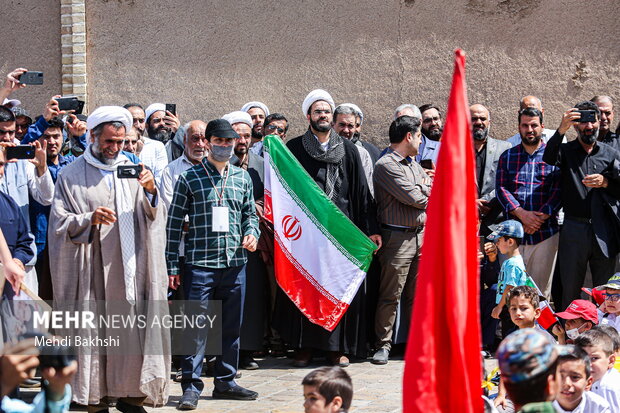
left=525, top=276, right=559, bottom=330
left=403, top=49, right=483, bottom=413
left=263, top=135, right=377, bottom=332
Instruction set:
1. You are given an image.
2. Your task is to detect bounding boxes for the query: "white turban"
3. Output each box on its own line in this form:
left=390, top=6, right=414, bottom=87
left=222, top=111, right=253, bottom=129
left=86, top=106, right=133, bottom=140
left=2, top=98, right=21, bottom=108
left=338, top=103, right=364, bottom=125
left=241, top=101, right=270, bottom=117
left=302, top=89, right=335, bottom=116
left=145, top=103, right=166, bottom=122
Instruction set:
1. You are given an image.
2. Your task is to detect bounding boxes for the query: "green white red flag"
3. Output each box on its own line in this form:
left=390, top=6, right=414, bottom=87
left=263, top=135, right=377, bottom=331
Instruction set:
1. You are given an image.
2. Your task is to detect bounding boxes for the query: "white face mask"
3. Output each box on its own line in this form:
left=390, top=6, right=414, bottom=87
left=566, top=325, right=584, bottom=340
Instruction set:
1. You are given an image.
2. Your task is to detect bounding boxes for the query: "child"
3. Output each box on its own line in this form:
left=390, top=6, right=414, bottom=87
left=496, top=329, right=560, bottom=412
left=552, top=345, right=611, bottom=412
left=489, top=220, right=527, bottom=339
left=495, top=286, right=555, bottom=409
left=593, top=325, right=620, bottom=373
left=597, top=273, right=620, bottom=332
left=553, top=300, right=598, bottom=345
left=574, top=330, right=620, bottom=410
left=302, top=366, right=353, bottom=413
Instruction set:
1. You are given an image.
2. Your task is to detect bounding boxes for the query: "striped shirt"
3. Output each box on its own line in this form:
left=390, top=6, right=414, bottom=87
left=166, top=158, right=259, bottom=274
left=496, top=143, right=561, bottom=245
left=373, top=148, right=431, bottom=228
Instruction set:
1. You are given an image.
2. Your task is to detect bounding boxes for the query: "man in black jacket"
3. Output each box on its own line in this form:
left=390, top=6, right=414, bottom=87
left=543, top=100, right=620, bottom=310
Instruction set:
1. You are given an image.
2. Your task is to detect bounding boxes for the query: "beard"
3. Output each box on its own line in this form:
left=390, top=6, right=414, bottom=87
left=578, top=128, right=599, bottom=145
left=520, top=133, right=542, bottom=147
left=234, top=143, right=248, bottom=157
left=147, top=124, right=172, bottom=143
left=423, top=127, right=442, bottom=141
left=91, top=139, right=118, bottom=165
left=310, top=118, right=331, bottom=133
left=251, top=127, right=263, bottom=141
left=473, top=127, right=489, bottom=141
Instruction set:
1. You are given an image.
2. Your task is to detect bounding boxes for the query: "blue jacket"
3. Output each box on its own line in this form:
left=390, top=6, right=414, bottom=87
left=0, top=191, right=34, bottom=266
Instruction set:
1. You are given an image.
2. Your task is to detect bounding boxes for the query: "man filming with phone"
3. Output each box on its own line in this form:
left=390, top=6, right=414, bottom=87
left=543, top=101, right=620, bottom=310
left=48, top=106, right=170, bottom=411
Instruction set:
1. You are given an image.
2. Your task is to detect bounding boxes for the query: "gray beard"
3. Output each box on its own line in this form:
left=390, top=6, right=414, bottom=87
left=91, top=140, right=118, bottom=165
left=473, top=128, right=489, bottom=141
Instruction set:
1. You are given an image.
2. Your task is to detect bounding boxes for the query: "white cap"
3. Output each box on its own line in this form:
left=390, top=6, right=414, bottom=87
left=302, top=89, right=335, bottom=116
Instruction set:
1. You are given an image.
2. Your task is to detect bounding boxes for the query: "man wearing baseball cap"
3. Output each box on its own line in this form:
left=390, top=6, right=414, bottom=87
left=553, top=300, right=598, bottom=344
left=497, top=328, right=560, bottom=412
left=166, top=119, right=260, bottom=407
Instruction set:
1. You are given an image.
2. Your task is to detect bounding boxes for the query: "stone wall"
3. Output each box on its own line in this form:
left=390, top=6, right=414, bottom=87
left=0, top=0, right=62, bottom=115
left=3, top=0, right=619, bottom=145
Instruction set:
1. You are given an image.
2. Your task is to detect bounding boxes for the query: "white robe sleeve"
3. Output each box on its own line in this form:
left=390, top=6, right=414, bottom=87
left=26, top=163, right=54, bottom=206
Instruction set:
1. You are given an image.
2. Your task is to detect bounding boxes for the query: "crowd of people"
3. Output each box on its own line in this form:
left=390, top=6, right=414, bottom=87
left=0, top=63, right=619, bottom=413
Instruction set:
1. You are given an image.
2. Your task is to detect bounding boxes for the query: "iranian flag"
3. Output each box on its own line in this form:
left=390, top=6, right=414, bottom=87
left=262, top=135, right=377, bottom=331
left=525, top=276, right=558, bottom=330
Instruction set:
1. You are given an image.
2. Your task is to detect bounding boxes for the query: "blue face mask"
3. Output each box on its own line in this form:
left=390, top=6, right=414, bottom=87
left=210, top=143, right=235, bottom=162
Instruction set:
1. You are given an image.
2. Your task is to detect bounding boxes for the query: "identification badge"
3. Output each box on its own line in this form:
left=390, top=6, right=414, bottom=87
left=212, top=206, right=230, bottom=232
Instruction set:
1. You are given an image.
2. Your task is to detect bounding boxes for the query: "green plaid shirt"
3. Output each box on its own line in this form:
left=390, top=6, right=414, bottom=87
left=166, top=158, right=259, bottom=274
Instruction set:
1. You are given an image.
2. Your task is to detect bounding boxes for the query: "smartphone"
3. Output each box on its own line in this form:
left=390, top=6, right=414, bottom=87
left=6, top=145, right=35, bottom=160
left=117, top=164, right=143, bottom=179
left=578, top=110, right=596, bottom=123
left=74, top=99, right=85, bottom=115
left=165, top=103, right=176, bottom=116
left=420, top=159, right=435, bottom=169
left=56, top=96, right=81, bottom=112
left=18, top=71, right=44, bottom=85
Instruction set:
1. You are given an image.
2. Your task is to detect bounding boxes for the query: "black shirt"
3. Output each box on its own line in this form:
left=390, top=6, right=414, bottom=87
left=543, top=131, right=620, bottom=219
left=599, top=131, right=620, bottom=153
left=476, top=142, right=487, bottom=195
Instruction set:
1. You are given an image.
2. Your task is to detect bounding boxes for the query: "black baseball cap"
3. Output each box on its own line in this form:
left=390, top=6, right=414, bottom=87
left=205, top=119, right=240, bottom=139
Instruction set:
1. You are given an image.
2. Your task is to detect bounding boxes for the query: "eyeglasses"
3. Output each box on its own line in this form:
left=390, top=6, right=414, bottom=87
left=604, top=293, right=620, bottom=302
left=266, top=125, right=285, bottom=134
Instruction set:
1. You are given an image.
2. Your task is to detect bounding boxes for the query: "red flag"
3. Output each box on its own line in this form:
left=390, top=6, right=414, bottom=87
left=403, top=50, right=482, bottom=413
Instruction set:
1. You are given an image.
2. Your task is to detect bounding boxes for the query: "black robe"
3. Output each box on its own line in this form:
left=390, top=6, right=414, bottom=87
left=273, top=131, right=378, bottom=357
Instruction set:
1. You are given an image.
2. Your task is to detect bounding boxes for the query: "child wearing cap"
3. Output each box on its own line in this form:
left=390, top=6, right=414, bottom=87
left=552, top=345, right=611, bottom=413
left=552, top=300, right=598, bottom=345
left=490, top=220, right=527, bottom=339
left=574, top=330, right=620, bottom=410
left=496, top=328, right=560, bottom=412
left=597, top=273, right=620, bottom=333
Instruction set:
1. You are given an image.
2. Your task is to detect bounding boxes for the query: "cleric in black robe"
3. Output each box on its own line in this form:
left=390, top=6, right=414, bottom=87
left=273, top=89, right=381, bottom=366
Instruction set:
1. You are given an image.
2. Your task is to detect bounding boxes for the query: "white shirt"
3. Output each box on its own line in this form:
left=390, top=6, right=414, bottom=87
left=507, top=128, right=559, bottom=147
left=159, top=154, right=196, bottom=257
left=139, top=137, right=168, bottom=182
left=598, top=312, right=620, bottom=332
left=591, top=368, right=620, bottom=411
left=553, top=391, right=611, bottom=413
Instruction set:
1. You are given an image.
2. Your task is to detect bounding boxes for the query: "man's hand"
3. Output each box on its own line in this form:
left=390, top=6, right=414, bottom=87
left=0, top=338, right=39, bottom=397
left=164, top=111, right=180, bottom=133
left=29, top=140, right=48, bottom=176
left=91, top=207, right=117, bottom=226
left=476, top=199, right=491, bottom=216
left=484, top=242, right=497, bottom=262
left=138, top=164, right=157, bottom=195
left=66, top=114, right=87, bottom=137
left=491, top=305, right=503, bottom=319
left=582, top=174, right=608, bottom=188
left=41, top=360, right=77, bottom=401
left=2, top=68, right=28, bottom=94
left=242, top=234, right=258, bottom=252
left=369, top=234, right=382, bottom=252
left=558, top=108, right=581, bottom=135
left=168, top=275, right=180, bottom=290
left=0, top=142, right=17, bottom=163
left=513, top=208, right=544, bottom=234
left=43, top=95, right=63, bottom=121
left=423, top=168, right=435, bottom=179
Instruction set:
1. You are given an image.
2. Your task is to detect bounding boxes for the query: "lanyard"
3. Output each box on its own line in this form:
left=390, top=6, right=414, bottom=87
left=202, top=162, right=230, bottom=206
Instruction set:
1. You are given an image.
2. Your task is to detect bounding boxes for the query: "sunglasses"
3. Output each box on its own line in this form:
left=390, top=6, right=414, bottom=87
left=266, top=125, right=285, bottom=134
